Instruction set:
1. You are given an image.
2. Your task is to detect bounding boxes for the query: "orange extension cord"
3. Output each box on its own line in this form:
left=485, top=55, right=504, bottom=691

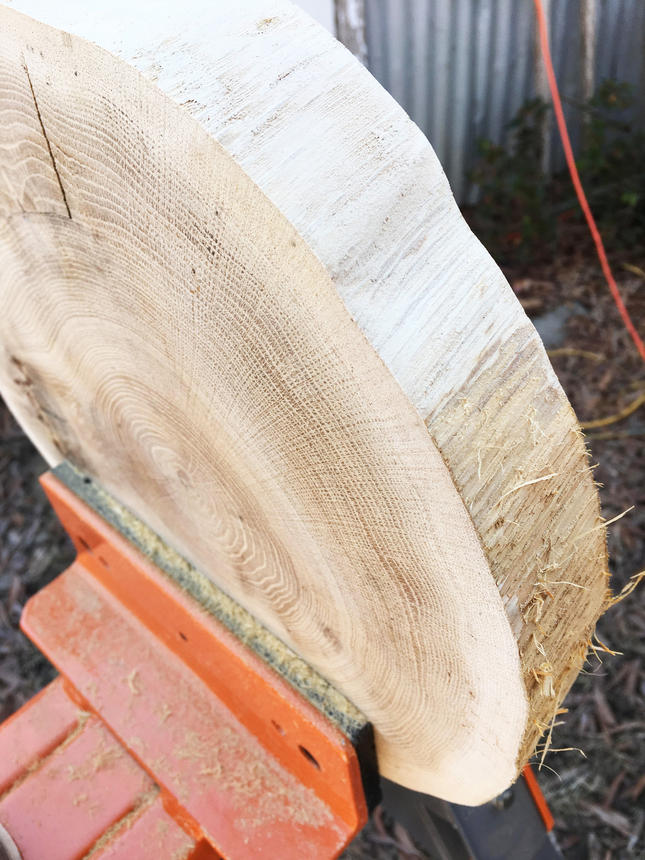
left=533, top=0, right=645, bottom=362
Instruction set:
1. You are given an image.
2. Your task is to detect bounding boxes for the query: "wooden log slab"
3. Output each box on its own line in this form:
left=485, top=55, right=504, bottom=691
left=0, top=1, right=608, bottom=804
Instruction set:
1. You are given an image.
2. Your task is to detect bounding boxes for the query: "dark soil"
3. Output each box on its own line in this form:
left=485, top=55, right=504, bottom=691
left=0, top=250, right=644, bottom=858
left=0, top=407, right=73, bottom=723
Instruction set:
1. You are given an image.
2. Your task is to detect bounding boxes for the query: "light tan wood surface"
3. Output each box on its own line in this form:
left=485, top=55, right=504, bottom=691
left=0, top=1, right=607, bottom=804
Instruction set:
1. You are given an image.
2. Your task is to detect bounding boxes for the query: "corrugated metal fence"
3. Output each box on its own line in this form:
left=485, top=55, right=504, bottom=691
left=364, top=0, right=645, bottom=202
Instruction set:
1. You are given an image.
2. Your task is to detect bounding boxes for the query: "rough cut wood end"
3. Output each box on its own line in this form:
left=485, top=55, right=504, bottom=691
left=0, top=0, right=608, bottom=804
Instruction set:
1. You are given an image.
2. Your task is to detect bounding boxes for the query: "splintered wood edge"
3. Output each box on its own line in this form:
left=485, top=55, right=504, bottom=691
left=1, top=0, right=608, bottom=794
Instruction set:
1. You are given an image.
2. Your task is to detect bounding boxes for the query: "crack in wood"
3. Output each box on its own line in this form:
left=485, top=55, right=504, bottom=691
left=23, top=61, right=72, bottom=219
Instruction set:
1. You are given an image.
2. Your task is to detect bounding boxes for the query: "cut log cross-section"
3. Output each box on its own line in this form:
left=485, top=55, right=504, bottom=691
left=0, top=0, right=608, bottom=805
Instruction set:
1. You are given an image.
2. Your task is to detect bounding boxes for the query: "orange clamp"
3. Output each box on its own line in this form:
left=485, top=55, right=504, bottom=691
left=0, top=471, right=370, bottom=859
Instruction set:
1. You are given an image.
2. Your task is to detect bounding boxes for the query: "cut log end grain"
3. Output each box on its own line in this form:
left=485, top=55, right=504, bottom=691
left=0, top=1, right=607, bottom=804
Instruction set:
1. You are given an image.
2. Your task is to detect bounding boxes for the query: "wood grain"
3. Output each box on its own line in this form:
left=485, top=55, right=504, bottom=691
left=0, top=1, right=607, bottom=802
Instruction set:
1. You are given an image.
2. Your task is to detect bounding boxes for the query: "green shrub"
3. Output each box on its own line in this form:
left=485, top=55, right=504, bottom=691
left=468, top=80, right=645, bottom=265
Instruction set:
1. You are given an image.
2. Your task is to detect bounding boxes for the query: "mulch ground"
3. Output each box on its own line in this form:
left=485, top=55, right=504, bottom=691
left=0, top=249, right=644, bottom=858
left=508, top=253, right=645, bottom=860
left=0, top=407, right=72, bottom=723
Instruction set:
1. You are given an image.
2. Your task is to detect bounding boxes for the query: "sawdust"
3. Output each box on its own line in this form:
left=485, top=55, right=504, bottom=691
left=172, top=723, right=338, bottom=835
left=66, top=740, right=123, bottom=782
left=80, top=787, right=160, bottom=858
left=158, top=702, right=173, bottom=723
left=170, top=842, right=195, bottom=860
left=125, top=668, right=141, bottom=695
left=0, top=708, right=91, bottom=802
